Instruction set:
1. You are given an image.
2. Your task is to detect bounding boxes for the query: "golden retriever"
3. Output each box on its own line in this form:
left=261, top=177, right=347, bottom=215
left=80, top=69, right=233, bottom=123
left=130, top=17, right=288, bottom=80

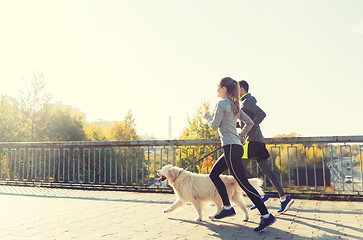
left=157, top=165, right=264, bottom=221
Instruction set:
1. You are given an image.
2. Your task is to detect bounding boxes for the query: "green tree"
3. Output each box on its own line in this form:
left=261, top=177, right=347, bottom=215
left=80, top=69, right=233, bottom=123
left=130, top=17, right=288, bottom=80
left=180, top=101, right=219, bottom=173
left=0, top=95, right=24, bottom=141
left=39, top=105, right=86, bottom=141
left=181, top=101, right=217, bottom=140
left=84, top=123, right=108, bottom=141
left=108, top=110, right=137, bottom=141
left=105, top=111, right=147, bottom=184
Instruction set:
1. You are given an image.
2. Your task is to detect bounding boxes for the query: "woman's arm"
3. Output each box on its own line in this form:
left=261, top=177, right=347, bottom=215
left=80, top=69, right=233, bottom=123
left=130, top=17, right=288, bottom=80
left=205, top=101, right=226, bottom=130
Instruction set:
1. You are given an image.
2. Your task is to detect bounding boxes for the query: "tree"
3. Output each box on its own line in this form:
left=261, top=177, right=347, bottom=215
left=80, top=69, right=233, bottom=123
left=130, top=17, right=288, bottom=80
left=84, top=124, right=108, bottom=141
left=272, top=133, right=324, bottom=169
left=181, top=101, right=217, bottom=140
left=38, top=105, right=86, bottom=141
left=266, top=133, right=328, bottom=188
left=19, top=73, right=51, bottom=141
left=108, top=110, right=137, bottom=141
left=180, top=101, right=219, bottom=173
left=0, top=95, right=24, bottom=141
left=106, top=111, right=146, bottom=184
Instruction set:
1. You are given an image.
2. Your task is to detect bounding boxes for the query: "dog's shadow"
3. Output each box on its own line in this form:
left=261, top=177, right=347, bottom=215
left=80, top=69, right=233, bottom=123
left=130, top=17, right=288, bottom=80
left=167, top=217, right=306, bottom=239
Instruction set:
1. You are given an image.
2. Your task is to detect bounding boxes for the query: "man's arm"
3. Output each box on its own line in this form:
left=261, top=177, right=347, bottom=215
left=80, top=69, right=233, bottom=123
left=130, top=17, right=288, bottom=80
left=238, top=110, right=253, bottom=141
left=243, top=101, right=266, bottom=127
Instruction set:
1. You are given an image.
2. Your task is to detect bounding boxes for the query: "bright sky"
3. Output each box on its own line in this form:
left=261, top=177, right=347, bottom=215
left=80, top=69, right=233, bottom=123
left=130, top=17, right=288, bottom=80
left=1, top=0, right=362, bottom=139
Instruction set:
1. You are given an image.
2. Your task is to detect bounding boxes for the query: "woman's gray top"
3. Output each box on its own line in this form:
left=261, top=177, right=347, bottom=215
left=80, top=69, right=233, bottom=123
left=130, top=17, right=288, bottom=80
left=206, top=98, right=253, bottom=146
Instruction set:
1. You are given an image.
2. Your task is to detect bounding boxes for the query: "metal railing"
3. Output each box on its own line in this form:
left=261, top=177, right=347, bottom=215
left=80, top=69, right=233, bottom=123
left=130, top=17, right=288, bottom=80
left=1, top=136, right=362, bottom=194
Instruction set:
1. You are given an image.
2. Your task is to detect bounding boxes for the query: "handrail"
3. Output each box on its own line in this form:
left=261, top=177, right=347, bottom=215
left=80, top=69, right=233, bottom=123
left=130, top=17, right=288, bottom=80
left=1, top=135, right=362, bottom=147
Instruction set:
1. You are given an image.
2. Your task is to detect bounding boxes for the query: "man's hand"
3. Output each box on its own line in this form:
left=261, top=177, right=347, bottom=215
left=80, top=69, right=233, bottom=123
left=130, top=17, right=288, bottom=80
left=240, top=135, right=248, bottom=144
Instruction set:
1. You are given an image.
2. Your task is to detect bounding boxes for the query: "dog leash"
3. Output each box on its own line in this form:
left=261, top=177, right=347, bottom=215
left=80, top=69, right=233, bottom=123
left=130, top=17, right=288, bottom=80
left=184, top=146, right=223, bottom=172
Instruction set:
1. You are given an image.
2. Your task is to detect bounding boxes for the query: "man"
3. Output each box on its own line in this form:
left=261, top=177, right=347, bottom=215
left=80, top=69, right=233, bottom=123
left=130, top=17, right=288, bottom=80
left=238, top=80, right=294, bottom=214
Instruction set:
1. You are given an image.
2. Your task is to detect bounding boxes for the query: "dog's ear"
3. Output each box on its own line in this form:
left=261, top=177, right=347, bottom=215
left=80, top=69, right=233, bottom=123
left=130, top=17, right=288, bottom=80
left=168, top=167, right=182, bottom=181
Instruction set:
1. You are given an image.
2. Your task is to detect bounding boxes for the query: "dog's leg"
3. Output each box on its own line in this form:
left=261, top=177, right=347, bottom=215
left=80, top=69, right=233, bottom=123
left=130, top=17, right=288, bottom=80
left=163, top=199, right=183, bottom=213
left=209, top=201, right=223, bottom=220
left=191, top=200, right=203, bottom=221
left=231, top=195, right=249, bottom=221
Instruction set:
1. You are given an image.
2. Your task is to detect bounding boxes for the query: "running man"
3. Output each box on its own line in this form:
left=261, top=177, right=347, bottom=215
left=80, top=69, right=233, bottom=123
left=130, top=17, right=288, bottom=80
left=238, top=80, right=294, bottom=214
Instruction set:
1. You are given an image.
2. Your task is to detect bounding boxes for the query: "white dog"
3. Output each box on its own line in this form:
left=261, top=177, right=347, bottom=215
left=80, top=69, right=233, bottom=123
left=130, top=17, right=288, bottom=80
left=157, top=165, right=264, bottom=221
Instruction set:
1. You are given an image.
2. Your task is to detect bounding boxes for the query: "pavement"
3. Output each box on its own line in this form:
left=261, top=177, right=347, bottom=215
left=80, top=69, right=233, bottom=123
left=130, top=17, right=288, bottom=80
left=0, top=185, right=362, bottom=240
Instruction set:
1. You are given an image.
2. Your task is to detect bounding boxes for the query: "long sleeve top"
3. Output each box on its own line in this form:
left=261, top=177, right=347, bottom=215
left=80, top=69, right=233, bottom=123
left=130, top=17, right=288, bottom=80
left=238, top=93, right=266, bottom=143
left=206, top=98, right=253, bottom=146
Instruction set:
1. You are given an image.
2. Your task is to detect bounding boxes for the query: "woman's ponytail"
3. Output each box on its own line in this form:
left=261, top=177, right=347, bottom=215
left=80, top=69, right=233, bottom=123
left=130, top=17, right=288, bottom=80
left=219, top=77, right=240, bottom=116
left=231, top=80, right=240, bottom=116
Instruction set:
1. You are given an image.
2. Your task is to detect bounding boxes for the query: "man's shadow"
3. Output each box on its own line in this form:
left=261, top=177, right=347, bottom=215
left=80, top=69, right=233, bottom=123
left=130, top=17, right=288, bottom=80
left=278, top=212, right=363, bottom=240
left=167, top=217, right=308, bottom=239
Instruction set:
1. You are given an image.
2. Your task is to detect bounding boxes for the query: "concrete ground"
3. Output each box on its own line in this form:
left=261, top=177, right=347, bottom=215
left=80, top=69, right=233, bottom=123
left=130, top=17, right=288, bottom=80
left=0, top=185, right=362, bottom=240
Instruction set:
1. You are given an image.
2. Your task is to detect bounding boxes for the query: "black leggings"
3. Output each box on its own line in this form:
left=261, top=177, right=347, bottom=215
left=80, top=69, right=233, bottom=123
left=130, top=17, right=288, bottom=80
left=209, top=144, right=268, bottom=215
left=242, top=159, right=285, bottom=198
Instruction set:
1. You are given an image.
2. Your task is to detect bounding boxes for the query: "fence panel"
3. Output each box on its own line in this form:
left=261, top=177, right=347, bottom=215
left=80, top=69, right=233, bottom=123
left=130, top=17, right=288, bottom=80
left=0, top=136, right=362, bottom=194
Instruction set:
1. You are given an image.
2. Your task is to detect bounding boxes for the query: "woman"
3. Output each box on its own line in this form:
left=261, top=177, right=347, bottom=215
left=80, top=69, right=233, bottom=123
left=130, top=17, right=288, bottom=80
left=204, top=77, right=276, bottom=232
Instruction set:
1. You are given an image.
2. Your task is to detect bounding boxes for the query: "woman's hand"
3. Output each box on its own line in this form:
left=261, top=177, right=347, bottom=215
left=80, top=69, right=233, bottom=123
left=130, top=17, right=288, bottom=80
left=204, top=112, right=211, bottom=119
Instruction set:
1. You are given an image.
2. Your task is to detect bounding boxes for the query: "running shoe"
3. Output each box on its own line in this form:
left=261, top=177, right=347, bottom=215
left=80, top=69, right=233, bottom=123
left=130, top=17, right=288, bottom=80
left=250, top=195, right=270, bottom=210
left=254, top=214, right=276, bottom=232
left=277, top=196, right=294, bottom=214
left=214, top=207, right=236, bottom=219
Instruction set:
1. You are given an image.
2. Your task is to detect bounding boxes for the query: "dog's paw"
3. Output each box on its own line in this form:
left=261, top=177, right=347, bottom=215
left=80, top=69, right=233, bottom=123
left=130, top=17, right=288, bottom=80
left=195, top=217, right=202, bottom=221
left=243, top=216, right=249, bottom=222
left=208, top=215, right=215, bottom=220
left=163, top=208, right=172, bottom=213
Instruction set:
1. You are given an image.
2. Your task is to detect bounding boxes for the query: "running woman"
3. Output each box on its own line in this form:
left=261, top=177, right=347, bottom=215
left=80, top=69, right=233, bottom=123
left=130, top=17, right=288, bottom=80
left=204, top=77, right=276, bottom=232
left=238, top=80, right=294, bottom=214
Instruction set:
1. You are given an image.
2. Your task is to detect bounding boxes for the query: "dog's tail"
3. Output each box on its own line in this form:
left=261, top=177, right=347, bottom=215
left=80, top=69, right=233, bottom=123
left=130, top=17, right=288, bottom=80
left=247, top=178, right=264, bottom=196
left=234, top=177, right=264, bottom=196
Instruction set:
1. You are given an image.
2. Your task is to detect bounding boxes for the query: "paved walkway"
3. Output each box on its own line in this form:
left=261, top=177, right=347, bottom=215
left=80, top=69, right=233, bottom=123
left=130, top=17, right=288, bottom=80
left=0, top=185, right=362, bottom=240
